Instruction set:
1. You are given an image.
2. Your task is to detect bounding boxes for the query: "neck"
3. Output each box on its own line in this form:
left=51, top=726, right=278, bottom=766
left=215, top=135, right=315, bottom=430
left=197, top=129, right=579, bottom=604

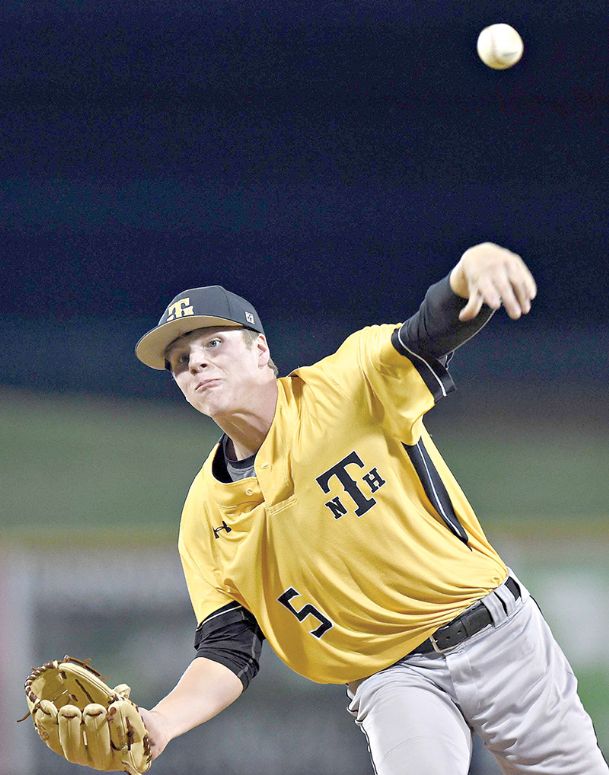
left=215, top=379, right=278, bottom=460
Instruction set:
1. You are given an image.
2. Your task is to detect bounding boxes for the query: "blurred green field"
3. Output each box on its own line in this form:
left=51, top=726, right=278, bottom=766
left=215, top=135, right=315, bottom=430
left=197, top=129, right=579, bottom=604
left=1, top=386, right=608, bottom=539
left=1, top=388, right=217, bottom=539
left=576, top=669, right=609, bottom=742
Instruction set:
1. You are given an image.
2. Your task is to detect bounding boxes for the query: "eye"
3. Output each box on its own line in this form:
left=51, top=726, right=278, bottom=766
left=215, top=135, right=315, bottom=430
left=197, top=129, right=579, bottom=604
left=172, top=352, right=189, bottom=367
left=206, top=338, right=221, bottom=349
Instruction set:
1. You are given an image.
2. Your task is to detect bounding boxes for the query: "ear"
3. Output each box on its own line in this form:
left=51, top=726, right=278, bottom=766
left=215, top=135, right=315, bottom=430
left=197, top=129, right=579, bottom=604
left=255, top=335, right=271, bottom=368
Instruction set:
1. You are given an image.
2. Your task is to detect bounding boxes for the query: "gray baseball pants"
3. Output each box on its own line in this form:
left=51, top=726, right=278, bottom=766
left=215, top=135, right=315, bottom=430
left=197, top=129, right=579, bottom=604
left=347, top=575, right=608, bottom=774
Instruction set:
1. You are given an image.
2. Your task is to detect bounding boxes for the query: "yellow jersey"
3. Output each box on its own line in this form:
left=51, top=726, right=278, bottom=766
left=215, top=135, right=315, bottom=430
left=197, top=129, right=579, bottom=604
left=178, top=324, right=507, bottom=684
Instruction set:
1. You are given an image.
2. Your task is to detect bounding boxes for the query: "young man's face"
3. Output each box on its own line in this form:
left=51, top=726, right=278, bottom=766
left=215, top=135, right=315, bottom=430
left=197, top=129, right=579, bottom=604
left=166, top=327, right=271, bottom=419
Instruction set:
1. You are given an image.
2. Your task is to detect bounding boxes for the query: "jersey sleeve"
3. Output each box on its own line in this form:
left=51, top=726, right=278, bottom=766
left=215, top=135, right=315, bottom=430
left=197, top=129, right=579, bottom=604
left=326, top=323, right=456, bottom=445
left=178, top=476, right=237, bottom=623
left=194, top=603, right=264, bottom=690
left=179, top=533, right=236, bottom=623
left=398, top=274, right=495, bottom=358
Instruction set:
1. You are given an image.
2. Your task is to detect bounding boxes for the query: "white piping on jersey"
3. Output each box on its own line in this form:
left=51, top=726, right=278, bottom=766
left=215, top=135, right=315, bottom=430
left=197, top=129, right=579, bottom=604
left=415, top=440, right=463, bottom=536
left=203, top=602, right=242, bottom=625
left=448, top=308, right=497, bottom=352
left=396, top=328, right=448, bottom=398
left=396, top=307, right=497, bottom=397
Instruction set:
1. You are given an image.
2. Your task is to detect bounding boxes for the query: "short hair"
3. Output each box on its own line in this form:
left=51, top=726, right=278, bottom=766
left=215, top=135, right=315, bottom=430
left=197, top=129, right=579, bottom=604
left=242, top=329, right=279, bottom=377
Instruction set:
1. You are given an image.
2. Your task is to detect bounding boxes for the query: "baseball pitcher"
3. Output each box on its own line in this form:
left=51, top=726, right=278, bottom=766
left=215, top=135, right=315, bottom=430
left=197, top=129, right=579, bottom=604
left=26, top=243, right=608, bottom=774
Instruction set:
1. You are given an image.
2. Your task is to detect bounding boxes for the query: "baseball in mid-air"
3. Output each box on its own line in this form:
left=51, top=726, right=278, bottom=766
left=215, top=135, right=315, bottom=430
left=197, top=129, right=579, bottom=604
left=477, top=24, right=524, bottom=70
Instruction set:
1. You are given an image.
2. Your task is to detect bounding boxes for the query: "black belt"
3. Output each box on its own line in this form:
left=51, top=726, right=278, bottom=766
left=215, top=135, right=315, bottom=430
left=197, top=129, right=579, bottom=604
left=411, top=577, right=521, bottom=655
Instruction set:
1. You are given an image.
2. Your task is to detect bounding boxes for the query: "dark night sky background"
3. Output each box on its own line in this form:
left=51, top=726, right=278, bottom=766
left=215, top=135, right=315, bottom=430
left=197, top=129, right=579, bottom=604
left=1, top=0, right=608, bottom=396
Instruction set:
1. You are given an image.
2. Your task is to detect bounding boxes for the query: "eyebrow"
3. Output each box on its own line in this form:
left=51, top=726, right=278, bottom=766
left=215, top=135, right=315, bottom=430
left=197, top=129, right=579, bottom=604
left=165, top=330, right=224, bottom=360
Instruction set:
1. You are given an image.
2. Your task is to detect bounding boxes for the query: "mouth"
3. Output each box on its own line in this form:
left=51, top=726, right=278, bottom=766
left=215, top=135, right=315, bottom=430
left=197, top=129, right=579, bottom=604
left=195, top=379, right=221, bottom=393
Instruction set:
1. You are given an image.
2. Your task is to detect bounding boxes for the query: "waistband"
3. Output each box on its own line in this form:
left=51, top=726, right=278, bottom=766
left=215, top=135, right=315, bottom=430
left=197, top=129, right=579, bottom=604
left=409, top=576, right=521, bottom=656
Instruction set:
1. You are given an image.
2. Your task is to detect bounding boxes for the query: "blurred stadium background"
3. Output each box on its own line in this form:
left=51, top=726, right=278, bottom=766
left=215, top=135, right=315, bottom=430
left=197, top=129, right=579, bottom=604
left=1, top=1, right=608, bottom=774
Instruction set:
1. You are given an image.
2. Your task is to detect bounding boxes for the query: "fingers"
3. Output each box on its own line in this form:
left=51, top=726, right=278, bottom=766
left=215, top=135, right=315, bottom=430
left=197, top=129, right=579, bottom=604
left=507, top=256, right=537, bottom=312
left=107, top=700, right=143, bottom=750
left=109, top=699, right=152, bottom=774
left=459, top=243, right=537, bottom=321
left=58, top=705, right=89, bottom=766
left=83, top=704, right=113, bottom=770
left=113, top=683, right=132, bottom=700
left=32, top=700, right=61, bottom=752
left=459, top=290, right=484, bottom=321
left=40, top=700, right=145, bottom=772
left=491, top=269, right=522, bottom=319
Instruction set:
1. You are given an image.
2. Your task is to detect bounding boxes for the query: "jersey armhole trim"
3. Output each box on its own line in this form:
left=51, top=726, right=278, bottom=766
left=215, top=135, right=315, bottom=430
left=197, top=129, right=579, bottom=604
left=391, top=328, right=456, bottom=402
left=201, top=602, right=243, bottom=627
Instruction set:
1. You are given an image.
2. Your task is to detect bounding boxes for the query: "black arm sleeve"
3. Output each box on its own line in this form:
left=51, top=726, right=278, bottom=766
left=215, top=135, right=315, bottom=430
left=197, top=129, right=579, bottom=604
left=398, top=274, right=495, bottom=359
left=194, top=602, right=264, bottom=690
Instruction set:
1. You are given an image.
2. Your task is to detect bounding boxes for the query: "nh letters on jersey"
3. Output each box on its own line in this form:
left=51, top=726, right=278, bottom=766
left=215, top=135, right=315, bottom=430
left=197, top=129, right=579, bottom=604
left=316, top=451, right=386, bottom=519
left=178, top=325, right=507, bottom=684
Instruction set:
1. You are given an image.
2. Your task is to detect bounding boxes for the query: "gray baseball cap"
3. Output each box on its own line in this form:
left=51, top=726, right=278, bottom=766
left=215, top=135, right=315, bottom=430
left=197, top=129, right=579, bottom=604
left=135, top=285, right=265, bottom=370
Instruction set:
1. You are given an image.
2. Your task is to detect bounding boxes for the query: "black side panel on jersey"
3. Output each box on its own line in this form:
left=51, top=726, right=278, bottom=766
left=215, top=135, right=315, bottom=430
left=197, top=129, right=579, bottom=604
left=403, top=439, right=469, bottom=545
left=194, top=602, right=265, bottom=690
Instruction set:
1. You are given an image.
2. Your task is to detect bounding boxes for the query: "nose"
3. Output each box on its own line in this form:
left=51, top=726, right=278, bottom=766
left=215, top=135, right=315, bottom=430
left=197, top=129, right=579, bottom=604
left=188, top=349, right=208, bottom=373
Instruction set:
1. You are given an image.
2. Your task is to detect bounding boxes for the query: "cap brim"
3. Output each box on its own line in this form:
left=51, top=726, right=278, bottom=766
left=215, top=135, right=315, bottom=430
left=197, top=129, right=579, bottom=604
left=135, top=316, right=244, bottom=370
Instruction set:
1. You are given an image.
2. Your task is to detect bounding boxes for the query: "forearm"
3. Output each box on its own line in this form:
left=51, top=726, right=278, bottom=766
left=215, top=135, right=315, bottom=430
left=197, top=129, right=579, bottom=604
left=399, top=274, right=494, bottom=358
left=400, top=242, right=537, bottom=358
left=145, top=657, right=243, bottom=747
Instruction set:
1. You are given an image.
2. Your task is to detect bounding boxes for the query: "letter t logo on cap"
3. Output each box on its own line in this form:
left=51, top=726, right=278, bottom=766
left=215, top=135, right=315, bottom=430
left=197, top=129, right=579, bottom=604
left=166, top=298, right=194, bottom=322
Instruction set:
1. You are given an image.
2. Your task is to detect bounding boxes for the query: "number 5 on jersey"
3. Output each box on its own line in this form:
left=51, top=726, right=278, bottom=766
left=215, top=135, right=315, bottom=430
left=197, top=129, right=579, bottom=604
left=278, top=588, right=333, bottom=638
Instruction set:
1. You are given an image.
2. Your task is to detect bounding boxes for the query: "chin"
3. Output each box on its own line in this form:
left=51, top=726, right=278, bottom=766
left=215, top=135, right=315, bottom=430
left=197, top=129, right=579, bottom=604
left=187, top=396, right=214, bottom=416
left=196, top=397, right=231, bottom=419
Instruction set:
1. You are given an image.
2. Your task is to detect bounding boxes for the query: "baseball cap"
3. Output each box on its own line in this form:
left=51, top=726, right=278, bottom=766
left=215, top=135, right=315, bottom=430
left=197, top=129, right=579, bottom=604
left=135, top=285, right=265, bottom=370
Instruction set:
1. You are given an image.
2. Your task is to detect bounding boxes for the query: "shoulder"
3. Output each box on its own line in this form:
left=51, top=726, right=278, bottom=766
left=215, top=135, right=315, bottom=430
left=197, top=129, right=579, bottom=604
left=290, top=324, right=401, bottom=383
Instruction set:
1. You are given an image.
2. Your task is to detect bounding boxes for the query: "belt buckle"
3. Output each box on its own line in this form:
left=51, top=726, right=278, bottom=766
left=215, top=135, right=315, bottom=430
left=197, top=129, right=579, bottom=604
left=429, top=629, right=451, bottom=654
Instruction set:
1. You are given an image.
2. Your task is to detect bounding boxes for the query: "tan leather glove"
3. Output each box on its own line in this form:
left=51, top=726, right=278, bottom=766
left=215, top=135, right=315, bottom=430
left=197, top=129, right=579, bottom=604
left=22, top=656, right=152, bottom=774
